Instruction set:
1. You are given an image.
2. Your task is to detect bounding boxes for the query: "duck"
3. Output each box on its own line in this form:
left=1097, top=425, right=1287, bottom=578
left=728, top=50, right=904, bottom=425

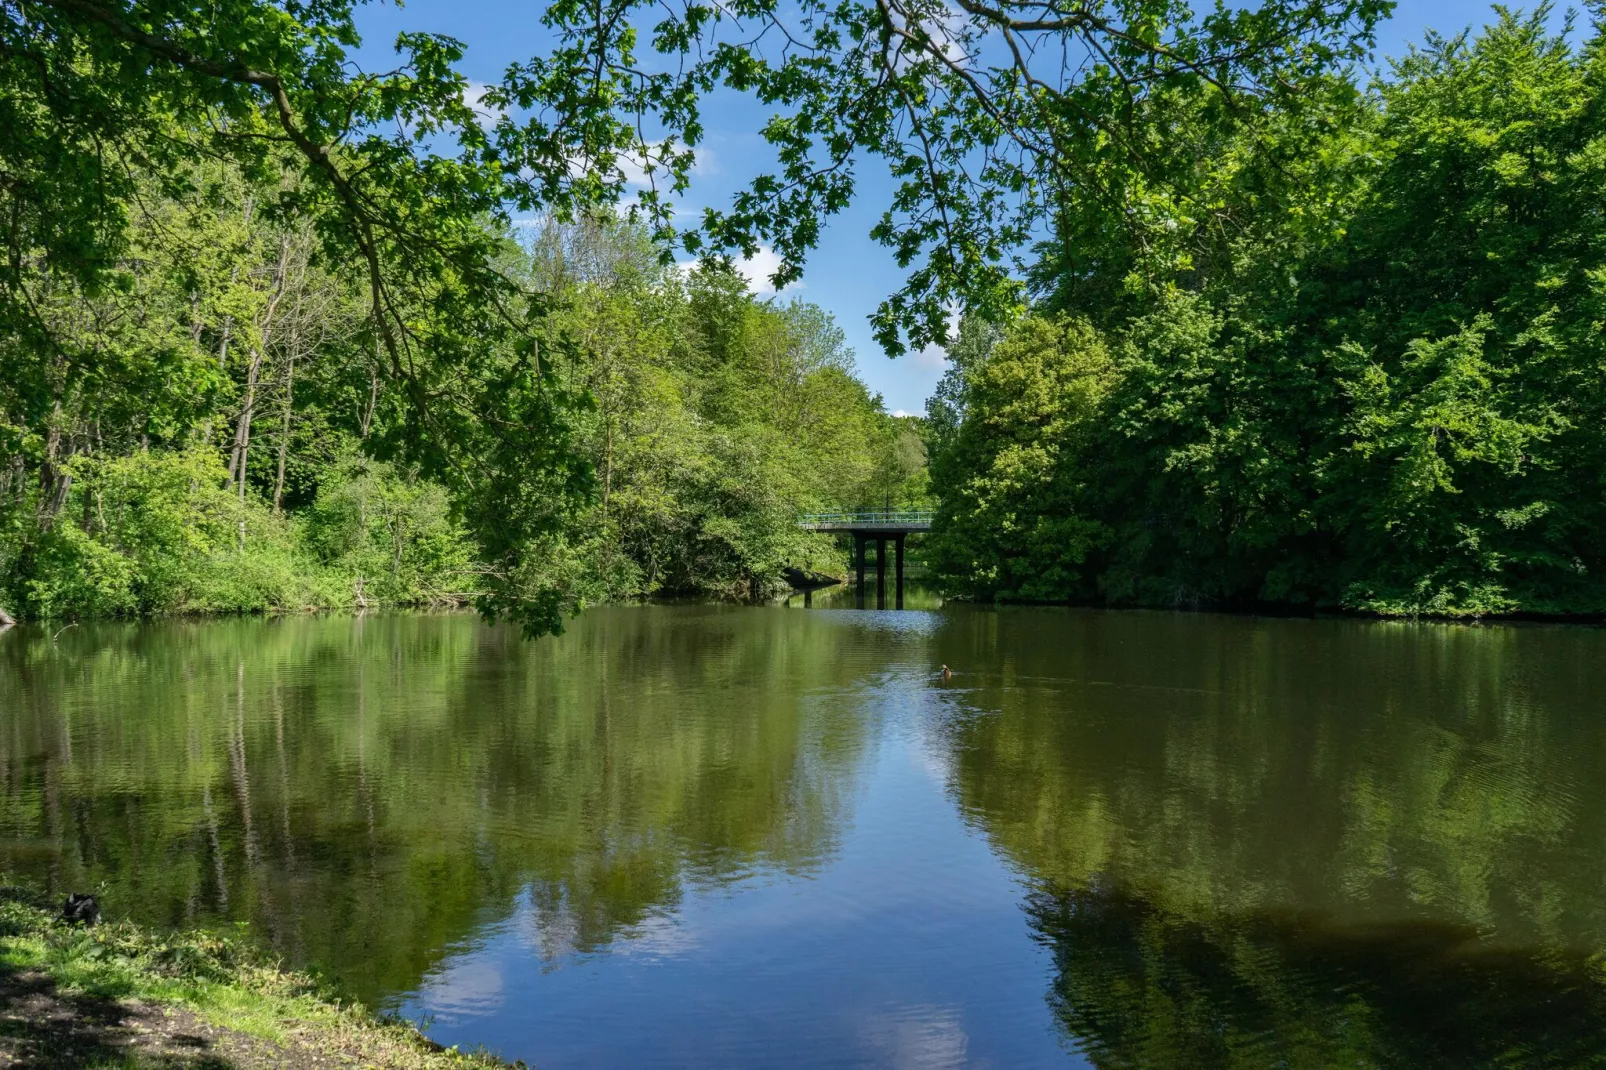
left=940, top=664, right=952, bottom=682
left=61, top=893, right=100, bottom=927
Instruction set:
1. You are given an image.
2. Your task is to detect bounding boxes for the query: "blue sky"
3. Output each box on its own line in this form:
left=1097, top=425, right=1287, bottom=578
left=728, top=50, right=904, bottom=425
left=353, top=1, right=1521, bottom=415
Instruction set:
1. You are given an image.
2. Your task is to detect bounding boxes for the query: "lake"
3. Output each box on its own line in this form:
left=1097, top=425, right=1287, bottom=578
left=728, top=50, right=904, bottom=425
left=4, top=599, right=1606, bottom=1067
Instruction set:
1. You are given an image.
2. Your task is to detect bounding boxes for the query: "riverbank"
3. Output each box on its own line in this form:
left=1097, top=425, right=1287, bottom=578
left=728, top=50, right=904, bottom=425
left=0, top=884, right=516, bottom=1069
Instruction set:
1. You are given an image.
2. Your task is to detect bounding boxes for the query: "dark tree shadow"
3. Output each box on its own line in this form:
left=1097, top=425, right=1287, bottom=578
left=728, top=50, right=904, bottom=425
left=0, top=886, right=241, bottom=1070
left=0, top=965, right=238, bottom=1068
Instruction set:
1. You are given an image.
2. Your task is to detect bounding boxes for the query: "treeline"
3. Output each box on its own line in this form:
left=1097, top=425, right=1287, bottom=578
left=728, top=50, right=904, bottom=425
left=0, top=161, right=923, bottom=621
left=926, top=11, right=1606, bottom=617
left=521, top=218, right=926, bottom=606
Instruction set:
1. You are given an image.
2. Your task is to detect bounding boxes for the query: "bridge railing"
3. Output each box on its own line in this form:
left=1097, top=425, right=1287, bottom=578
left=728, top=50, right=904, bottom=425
left=796, top=510, right=934, bottom=528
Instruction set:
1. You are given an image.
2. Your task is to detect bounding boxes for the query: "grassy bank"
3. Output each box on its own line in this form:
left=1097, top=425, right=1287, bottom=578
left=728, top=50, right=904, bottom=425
left=0, top=884, right=515, bottom=1069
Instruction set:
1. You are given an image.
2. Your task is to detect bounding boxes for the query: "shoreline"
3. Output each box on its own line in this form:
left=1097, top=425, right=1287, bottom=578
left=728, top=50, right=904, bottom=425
left=5, top=589, right=1606, bottom=630
left=0, top=883, right=517, bottom=1069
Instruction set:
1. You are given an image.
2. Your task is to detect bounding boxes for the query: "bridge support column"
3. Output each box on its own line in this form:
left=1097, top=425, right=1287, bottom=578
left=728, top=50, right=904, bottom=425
left=854, top=533, right=866, bottom=606
left=876, top=537, right=887, bottom=607
left=895, top=534, right=905, bottom=609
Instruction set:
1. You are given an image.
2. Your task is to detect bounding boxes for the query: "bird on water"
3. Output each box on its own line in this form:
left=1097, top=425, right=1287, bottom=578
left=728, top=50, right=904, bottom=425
left=940, top=664, right=952, bottom=682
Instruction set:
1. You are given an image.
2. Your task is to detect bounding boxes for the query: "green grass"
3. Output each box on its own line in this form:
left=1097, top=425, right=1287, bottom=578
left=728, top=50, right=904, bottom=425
left=0, top=884, right=517, bottom=1068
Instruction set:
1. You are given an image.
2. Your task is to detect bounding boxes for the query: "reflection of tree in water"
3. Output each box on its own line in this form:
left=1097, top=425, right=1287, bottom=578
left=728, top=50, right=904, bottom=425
left=0, top=608, right=875, bottom=1003
left=1029, top=880, right=1606, bottom=1068
left=929, top=609, right=1606, bottom=1067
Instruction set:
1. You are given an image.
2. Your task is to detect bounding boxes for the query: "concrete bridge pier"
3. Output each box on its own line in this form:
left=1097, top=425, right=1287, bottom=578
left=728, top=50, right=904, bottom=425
left=854, top=533, right=866, bottom=606
left=800, top=512, right=929, bottom=610
left=851, top=532, right=905, bottom=608
left=896, top=537, right=905, bottom=609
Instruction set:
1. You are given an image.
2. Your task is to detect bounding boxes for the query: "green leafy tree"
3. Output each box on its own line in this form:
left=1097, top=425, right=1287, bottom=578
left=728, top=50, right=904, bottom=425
left=928, top=314, right=1113, bottom=599
left=928, top=8, right=1606, bottom=617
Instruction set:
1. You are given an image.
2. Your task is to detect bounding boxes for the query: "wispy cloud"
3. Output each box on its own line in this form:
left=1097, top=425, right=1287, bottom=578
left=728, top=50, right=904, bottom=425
left=616, top=143, right=716, bottom=189
left=911, top=303, right=961, bottom=369
left=735, top=245, right=803, bottom=295
left=461, top=80, right=503, bottom=127
left=678, top=244, right=804, bottom=295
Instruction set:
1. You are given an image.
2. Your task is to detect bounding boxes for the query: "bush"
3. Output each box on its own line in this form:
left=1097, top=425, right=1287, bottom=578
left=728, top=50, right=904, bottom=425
left=4, top=448, right=478, bottom=620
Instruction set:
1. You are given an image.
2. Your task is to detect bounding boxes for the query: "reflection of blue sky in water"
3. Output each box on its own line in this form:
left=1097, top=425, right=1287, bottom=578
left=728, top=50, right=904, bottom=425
left=14, top=606, right=1606, bottom=1066
left=400, top=680, right=1077, bottom=1069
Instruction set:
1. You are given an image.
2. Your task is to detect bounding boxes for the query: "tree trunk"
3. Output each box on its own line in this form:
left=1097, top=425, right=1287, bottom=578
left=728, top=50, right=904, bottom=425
left=38, top=399, right=71, bottom=531
left=602, top=418, right=614, bottom=517
left=0, top=605, right=15, bottom=628
left=228, top=346, right=263, bottom=490
left=214, top=198, right=257, bottom=371
left=273, top=351, right=295, bottom=514
left=359, top=328, right=381, bottom=440
left=227, top=235, right=291, bottom=491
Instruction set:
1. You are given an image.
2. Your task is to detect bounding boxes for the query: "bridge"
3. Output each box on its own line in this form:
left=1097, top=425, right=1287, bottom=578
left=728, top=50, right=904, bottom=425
left=796, top=510, right=933, bottom=533
left=796, top=511, right=934, bottom=606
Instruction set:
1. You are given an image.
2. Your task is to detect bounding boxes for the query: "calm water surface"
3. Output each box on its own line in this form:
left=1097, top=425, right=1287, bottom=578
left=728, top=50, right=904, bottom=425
left=5, top=599, right=1606, bottom=1067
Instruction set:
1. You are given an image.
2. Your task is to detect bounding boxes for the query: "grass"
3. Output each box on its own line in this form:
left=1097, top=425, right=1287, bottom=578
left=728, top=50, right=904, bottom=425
left=0, top=883, right=519, bottom=1069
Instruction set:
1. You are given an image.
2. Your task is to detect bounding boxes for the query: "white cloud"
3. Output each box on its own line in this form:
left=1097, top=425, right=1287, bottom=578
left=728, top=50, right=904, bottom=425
left=892, top=409, right=913, bottom=418
left=677, top=245, right=804, bottom=296
left=885, top=4, right=970, bottom=70
left=461, top=80, right=503, bottom=127
left=616, top=143, right=715, bottom=189
left=910, top=302, right=962, bottom=369
left=736, top=246, right=803, bottom=295
left=926, top=8, right=970, bottom=65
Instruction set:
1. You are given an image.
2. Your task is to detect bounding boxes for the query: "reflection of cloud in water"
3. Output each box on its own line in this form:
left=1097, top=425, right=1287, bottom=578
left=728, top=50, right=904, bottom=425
left=859, top=1004, right=969, bottom=1069
left=911, top=730, right=955, bottom=787
left=614, top=911, right=700, bottom=960
left=416, top=956, right=505, bottom=1022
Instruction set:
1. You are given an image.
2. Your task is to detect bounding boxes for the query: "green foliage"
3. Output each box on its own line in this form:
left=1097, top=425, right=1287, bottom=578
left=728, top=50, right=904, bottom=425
left=5, top=447, right=477, bottom=620
left=302, top=456, right=477, bottom=607
left=0, top=0, right=1393, bottom=629
left=497, top=221, right=928, bottom=611
left=929, top=9, right=1606, bottom=617
left=22, top=449, right=276, bottom=618
left=0, top=885, right=509, bottom=1068
left=0, top=189, right=922, bottom=623
left=927, top=315, right=1113, bottom=600
left=517, top=0, right=1386, bottom=352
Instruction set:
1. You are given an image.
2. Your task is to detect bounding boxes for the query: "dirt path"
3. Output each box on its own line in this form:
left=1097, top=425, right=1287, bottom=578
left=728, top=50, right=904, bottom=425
left=0, top=966, right=357, bottom=1069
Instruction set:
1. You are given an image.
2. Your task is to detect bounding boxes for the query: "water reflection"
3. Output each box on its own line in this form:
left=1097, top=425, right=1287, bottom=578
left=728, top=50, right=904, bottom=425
left=931, top=609, right=1606, bottom=1066
left=5, top=606, right=1606, bottom=1066
left=1028, top=884, right=1606, bottom=1068
left=786, top=580, right=945, bottom=611
left=0, top=608, right=877, bottom=1001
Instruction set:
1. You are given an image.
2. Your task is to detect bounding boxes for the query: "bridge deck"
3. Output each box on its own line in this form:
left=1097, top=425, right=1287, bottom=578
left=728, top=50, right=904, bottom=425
left=797, top=511, right=932, bottom=534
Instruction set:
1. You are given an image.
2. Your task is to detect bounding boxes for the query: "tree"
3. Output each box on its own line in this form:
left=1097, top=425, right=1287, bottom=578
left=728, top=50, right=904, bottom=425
left=521, top=0, right=1389, bottom=352
left=927, top=314, right=1113, bottom=599
left=925, top=8, right=1606, bottom=617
